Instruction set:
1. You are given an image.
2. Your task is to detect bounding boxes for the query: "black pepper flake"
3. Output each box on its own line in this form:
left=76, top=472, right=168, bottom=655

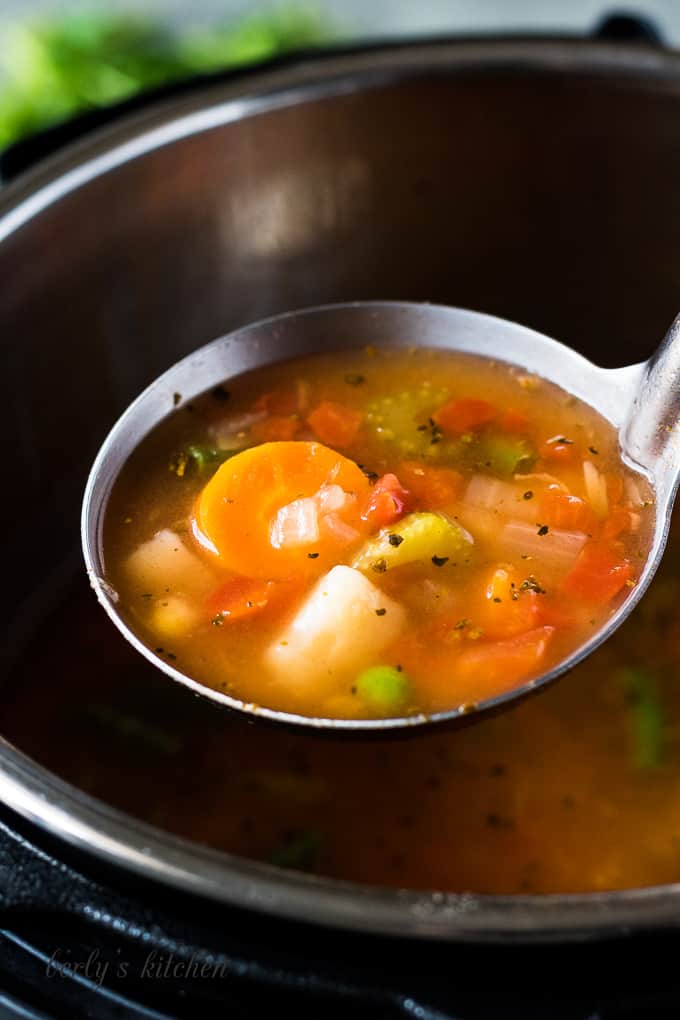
left=588, top=446, right=599, bottom=455
left=431, top=555, right=449, bottom=567
left=212, top=385, right=231, bottom=402
left=523, top=490, right=534, bottom=500
left=537, top=524, right=549, bottom=536
left=172, top=392, right=182, bottom=406
left=493, top=597, right=502, bottom=603
left=395, top=664, right=403, bottom=672
left=417, top=424, right=428, bottom=432
left=350, top=686, right=357, bottom=695
left=375, top=608, right=387, bottom=616
left=141, top=593, right=153, bottom=599
left=166, top=652, right=177, bottom=661
left=371, top=558, right=388, bottom=573
left=154, top=647, right=164, bottom=654
left=344, top=373, right=365, bottom=386
left=453, top=619, right=469, bottom=630
left=358, top=464, right=379, bottom=483
left=307, top=552, right=320, bottom=559
left=388, top=533, right=404, bottom=547
left=520, top=576, right=546, bottom=595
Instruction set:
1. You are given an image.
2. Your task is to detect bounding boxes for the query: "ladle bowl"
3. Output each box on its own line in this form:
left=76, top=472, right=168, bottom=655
left=82, top=301, right=680, bottom=731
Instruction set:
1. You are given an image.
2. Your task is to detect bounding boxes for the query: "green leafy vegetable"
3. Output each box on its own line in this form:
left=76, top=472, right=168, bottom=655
left=620, top=668, right=664, bottom=770
left=355, top=664, right=411, bottom=710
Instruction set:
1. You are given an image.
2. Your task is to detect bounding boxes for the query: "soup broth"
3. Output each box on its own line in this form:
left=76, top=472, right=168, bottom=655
left=103, top=347, right=653, bottom=720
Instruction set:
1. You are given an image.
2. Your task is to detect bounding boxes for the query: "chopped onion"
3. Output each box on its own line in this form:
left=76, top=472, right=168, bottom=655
left=464, top=475, right=539, bottom=522
left=321, top=513, right=360, bottom=546
left=270, top=498, right=320, bottom=549
left=624, top=476, right=644, bottom=508
left=515, top=472, right=569, bottom=493
left=500, top=520, right=587, bottom=577
left=315, top=483, right=355, bottom=514
left=583, top=460, right=608, bottom=519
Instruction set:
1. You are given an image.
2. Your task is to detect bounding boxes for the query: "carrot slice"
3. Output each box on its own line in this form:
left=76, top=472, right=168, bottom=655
left=539, top=486, right=597, bottom=534
left=398, top=461, right=462, bottom=510
left=561, top=542, right=633, bottom=602
left=193, top=441, right=370, bottom=579
left=433, top=398, right=497, bottom=435
left=360, top=473, right=409, bottom=529
left=307, top=401, right=362, bottom=447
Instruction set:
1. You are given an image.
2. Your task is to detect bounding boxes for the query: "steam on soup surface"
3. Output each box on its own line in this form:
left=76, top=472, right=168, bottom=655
left=103, top=347, right=653, bottom=719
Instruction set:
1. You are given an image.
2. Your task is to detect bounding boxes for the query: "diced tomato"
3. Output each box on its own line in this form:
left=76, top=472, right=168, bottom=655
left=602, top=506, right=635, bottom=541
left=454, top=626, right=556, bottom=694
left=205, top=577, right=287, bottom=622
left=361, top=473, right=409, bottom=529
left=251, top=416, right=301, bottom=442
left=474, top=564, right=544, bottom=640
left=561, top=542, right=634, bottom=602
left=254, top=389, right=299, bottom=416
left=497, top=408, right=530, bottom=434
left=390, top=625, right=555, bottom=710
left=539, top=485, right=597, bottom=534
left=540, top=439, right=578, bottom=464
left=433, top=398, right=497, bottom=435
left=398, top=460, right=462, bottom=510
left=307, top=401, right=363, bottom=447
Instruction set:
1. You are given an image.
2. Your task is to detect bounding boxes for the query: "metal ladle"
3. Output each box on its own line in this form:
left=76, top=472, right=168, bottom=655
left=82, top=302, right=680, bottom=731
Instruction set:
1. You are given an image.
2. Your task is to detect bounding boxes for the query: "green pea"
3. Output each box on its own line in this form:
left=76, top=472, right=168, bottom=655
left=355, top=665, right=411, bottom=711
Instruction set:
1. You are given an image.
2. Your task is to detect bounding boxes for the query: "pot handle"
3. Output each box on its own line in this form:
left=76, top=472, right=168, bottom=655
left=594, top=11, right=664, bottom=44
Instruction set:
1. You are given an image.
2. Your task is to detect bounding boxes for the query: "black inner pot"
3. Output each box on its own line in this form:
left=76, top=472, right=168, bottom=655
left=1, top=36, right=680, bottom=969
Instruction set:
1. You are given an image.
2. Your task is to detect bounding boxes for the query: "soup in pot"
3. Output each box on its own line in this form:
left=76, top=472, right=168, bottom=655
left=2, top=509, right=679, bottom=893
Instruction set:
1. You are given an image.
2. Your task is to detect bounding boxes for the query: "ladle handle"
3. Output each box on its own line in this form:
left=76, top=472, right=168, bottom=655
left=620, top=315, right=680, bottom=502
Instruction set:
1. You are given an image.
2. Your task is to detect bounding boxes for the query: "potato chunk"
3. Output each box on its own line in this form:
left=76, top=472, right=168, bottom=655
left=265, top=565, right=405, bottom=695
left=124, top=529, right=213, bottom=598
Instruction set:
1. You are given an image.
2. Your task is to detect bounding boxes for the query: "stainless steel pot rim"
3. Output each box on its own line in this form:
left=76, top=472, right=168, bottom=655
left=2, top=36, right=680, bottom=940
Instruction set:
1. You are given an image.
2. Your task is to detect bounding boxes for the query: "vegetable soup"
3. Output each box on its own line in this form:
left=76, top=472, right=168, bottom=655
left=103, top=347, right=653, bottom=719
